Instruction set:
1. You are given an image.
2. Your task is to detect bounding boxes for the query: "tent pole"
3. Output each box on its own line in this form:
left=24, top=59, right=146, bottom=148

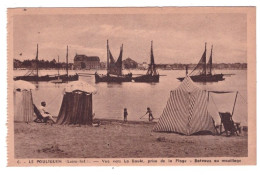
left=58, top=55, right=60, bottom=76
left=231, top=91, right=238, bottom=117
left=231, top=91, right=239, bottom=136
left=66, top=45, right=69, bottom=79
left=107, top=40, right=109, bottom=74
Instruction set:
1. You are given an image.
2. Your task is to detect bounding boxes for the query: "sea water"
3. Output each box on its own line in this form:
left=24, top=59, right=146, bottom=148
left=13, top=69, right=248, bottom=125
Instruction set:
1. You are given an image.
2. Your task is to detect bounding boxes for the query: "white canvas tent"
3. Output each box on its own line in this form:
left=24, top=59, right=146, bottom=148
left=153, top=76, right=216, bottom=135
left=13, top=81, right=35, bottom=122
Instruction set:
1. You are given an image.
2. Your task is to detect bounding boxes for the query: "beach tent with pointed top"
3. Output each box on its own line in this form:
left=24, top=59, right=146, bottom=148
left=153, top=76, right=216, bottom=135
left=56, top=81, right=97, bottom=125
left=13, top=80, right=35, bottom=122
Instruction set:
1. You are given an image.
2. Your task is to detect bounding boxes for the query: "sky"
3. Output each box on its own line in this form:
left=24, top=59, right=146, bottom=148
left=13, top=13, right=247, bottom=64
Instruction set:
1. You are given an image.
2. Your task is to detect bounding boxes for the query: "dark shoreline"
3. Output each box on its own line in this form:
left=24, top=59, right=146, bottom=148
left=93, top=118, right=156, bottom=125
left=13, top=68, right=247, bottom=71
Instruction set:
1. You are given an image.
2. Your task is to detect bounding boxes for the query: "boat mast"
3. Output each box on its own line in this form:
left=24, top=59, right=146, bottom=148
left=36, top=44, right=39, bottom=78
left=204, top=42, right=207, bottom=76
left=57, top=55, right=60, bottom=76
left=107, top=40, right=109, bottom=74
left=151, top=40, right=154, bottom=65
left=148, top=40, right=155, bottom=75
left=120, top=44, right=123, bottom=75
left=209, top=45, right=213, bottom=75
left=66, top=45, right=68, bottom=78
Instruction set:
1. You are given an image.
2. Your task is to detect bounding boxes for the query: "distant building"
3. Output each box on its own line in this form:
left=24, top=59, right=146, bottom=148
left=100, top=62, right=107, bottom=69
left=74, top=54, right=100, bottom=69
left=137, top=62, right=148, bottom=70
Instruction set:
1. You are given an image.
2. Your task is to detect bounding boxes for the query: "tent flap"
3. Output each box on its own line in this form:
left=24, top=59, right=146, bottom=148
left=14, top=90, right=35, bottom=122
left=56, top=92, right=93, bottom=125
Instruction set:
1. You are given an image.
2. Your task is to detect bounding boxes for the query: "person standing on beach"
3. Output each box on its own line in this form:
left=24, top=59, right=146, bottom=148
left=146, top=107, right=154, bottom=121
left=124, top=108, right=128, bottom=122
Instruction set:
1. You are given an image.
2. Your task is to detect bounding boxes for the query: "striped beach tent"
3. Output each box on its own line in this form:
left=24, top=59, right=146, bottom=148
left=153, top=76, right=216, bottom=135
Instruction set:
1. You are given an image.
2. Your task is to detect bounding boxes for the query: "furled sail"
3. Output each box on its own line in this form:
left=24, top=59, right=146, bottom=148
left=107, top=49, right=115, bottom=74
left=206, top=45, right=213, bottom=75
left=108, top=44, right=123, bottom=76
left=109, top=50, right=116, bottom=64
left=189, top=43, right=207, bottom=76
left=146, top=41, right=158, bottom=76
left=115, top=45, right=123, bottom=75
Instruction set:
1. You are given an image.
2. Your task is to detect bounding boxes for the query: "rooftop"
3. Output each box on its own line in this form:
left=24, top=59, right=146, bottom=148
left=74, top=54, right=100, bottom=62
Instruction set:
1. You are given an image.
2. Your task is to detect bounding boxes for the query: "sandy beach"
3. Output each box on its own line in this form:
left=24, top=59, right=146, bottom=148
left=14, top=119, right=248, bottom=159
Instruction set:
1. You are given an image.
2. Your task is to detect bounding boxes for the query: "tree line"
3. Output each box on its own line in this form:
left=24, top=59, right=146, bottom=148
left=13, top=59, right=73, bottom=69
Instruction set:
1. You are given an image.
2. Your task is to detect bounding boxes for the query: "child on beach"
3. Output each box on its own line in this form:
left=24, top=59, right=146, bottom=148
left=146, top=107, right=154, bottom=121
left=124, top=108, right=128, bottom=122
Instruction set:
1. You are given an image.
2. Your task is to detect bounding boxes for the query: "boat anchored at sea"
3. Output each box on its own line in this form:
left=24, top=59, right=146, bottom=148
left=14, top=45, right=79, bottom=82
left=95, top=40, right=132, bottom=83
left=177, top=43, right=225, bottom=82
left=133, top=41, right=159, bottom=82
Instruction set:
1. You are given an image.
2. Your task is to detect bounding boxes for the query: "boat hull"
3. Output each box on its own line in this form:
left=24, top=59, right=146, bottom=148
left=14, top=74, right=79, bottom=82
left=133, top=74, right=159, bottom=82
left=177, top=74, right=224, bottom=82
left=95, top=73, right=132, bottom=83
left=59, top=74, right=79, bottom=82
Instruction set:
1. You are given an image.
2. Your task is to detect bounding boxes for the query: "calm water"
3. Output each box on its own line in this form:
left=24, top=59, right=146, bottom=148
left=14, top=69, right=248, bottom=125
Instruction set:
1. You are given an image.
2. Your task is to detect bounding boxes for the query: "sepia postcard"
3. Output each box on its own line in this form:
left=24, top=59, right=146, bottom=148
left=7, top=7, right=256, bottom=166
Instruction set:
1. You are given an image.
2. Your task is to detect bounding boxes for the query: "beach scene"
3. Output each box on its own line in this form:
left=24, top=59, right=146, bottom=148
left=14, top=70, right=248, bottom=159
left=11, top=9, right=249, bottom=160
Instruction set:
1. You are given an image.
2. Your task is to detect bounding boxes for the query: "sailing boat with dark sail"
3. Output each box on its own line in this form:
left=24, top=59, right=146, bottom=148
left=14, top=45, right=79, bottom=82
left=95, top=40, right=132, bottom=83
left=177, top=43, right=224, bottom=82
left=133, top=41, right=159, bottom=82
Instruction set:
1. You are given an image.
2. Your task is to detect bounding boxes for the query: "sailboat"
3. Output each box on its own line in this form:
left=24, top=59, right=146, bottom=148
left=95, top=40, right=132, bottom=83
left=50, top=55, right=63, bottom=83
left=133, top=41, right=159, bottom=82
left=14, top=45, right=79, bottom=82
left=177, top=43, right=224, bottom=82
left=58, top=46, right=79, bottom=82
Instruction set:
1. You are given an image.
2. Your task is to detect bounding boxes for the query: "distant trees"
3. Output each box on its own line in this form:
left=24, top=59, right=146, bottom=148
left=37, top=59, right=57, bottom=68
left=156, top=63, right=247, bottom=70
left=13, top=58, right=247, bottom=70
left=123, top=57, right=138, bottom=69
left=13, top=59, right=73, bottom=69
